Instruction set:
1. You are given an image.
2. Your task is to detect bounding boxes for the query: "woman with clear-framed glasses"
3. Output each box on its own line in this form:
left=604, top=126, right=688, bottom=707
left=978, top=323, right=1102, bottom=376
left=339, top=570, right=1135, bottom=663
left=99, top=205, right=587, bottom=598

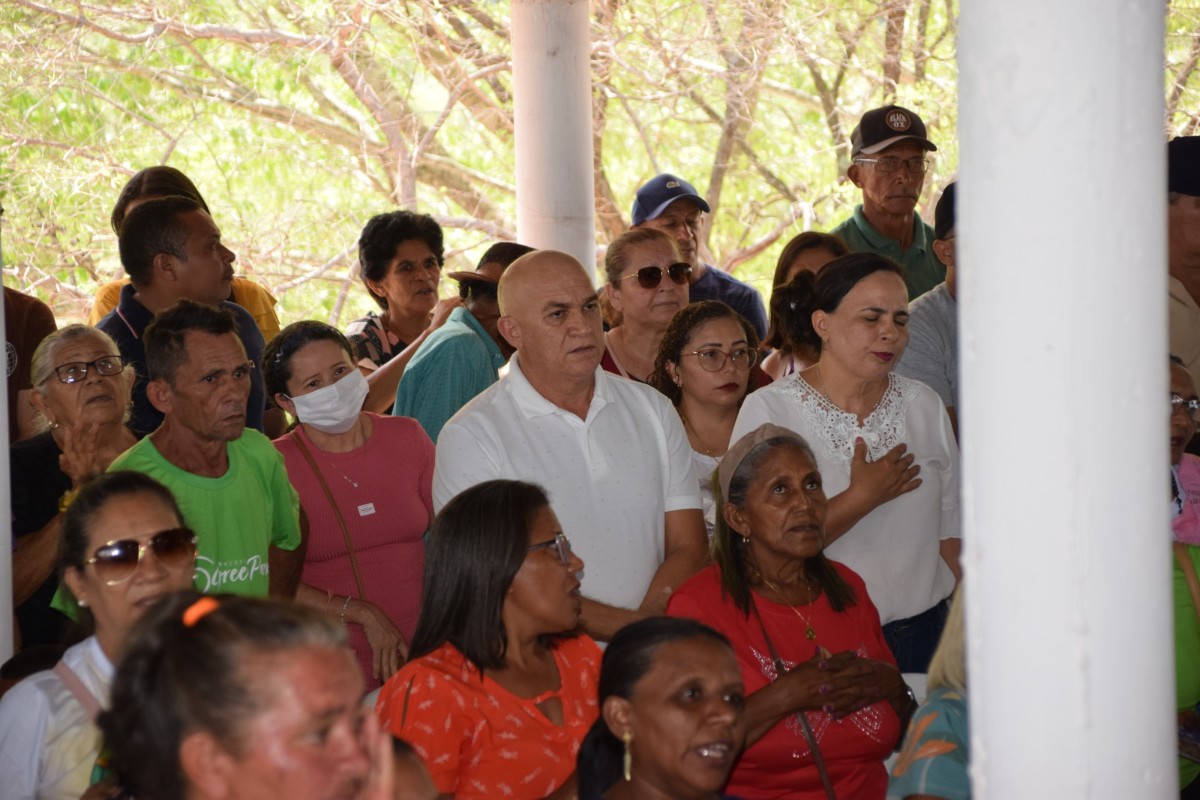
left=0, top=470, right=197, bottom=799
left=649, top=301, right=761, bottom=539
left=377, top=480, right=600, bottom=799
left=10, top=324, right=141, bottom=648
left=601, top=228, right=691, bottom=383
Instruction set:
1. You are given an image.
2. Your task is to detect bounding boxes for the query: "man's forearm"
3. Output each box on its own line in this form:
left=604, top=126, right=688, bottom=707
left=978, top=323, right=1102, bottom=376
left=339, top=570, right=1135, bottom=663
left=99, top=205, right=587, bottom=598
left=579, top=597, right=645, bottom=642
left=268, top=544, right=304, bottom=599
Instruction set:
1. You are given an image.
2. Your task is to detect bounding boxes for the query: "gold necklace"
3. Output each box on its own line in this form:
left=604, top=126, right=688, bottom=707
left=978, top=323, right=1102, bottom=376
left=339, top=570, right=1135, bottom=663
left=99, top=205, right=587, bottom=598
left=678, top=409, right=724, bottom=457
left=756, top=573, right=818, bottom=640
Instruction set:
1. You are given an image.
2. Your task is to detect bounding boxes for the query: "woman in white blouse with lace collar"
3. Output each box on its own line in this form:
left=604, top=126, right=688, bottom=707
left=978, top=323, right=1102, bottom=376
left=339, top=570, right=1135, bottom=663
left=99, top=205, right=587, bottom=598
left=731, top=253, right=960, bottom=674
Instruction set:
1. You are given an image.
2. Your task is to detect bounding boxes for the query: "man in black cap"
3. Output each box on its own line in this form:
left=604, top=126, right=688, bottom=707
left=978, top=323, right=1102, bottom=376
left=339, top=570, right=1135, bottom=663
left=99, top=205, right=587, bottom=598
left=1169, top=137, right=1200, bottom=382
left=895, top=182, right=960, bottom=436
left=392, top=241, right=534, bottom=442
left=831, top=104, right=943, bottom=300
left=630, top=173, right=767, bottom=337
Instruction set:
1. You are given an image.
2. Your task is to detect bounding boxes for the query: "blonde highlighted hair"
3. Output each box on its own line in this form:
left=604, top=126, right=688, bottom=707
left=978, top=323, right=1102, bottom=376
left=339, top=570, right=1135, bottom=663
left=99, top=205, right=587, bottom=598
left=926, top=587, right=967, bottom=692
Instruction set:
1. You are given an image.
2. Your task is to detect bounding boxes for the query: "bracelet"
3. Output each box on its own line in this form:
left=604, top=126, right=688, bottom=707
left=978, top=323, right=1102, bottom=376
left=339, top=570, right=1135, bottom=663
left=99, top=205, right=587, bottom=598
left=339, top=596, right=353, bottom=625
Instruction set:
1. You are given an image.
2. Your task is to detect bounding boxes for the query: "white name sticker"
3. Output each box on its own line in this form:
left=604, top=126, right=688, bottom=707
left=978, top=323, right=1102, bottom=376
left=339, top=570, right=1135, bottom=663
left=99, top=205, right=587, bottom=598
left=357, top=503, right=376, bottom=517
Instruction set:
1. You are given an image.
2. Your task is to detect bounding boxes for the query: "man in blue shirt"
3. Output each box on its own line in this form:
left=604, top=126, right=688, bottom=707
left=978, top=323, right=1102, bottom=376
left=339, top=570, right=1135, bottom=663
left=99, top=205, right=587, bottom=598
left=630, top=173, right=768, bottom=338
left=393, top=242, right=533, bottom=441
left=97, top=195, right=266, bottom=433
left=831, top=105, right=944, bottom=300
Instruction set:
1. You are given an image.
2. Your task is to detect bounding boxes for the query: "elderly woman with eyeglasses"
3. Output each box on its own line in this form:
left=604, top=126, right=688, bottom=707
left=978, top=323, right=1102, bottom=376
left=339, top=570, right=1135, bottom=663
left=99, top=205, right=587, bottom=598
left=10, top=325, right=140, bottom=648
left=0, top=471, right=197, bottom=800
left=649, top=301, right=761, bottom=539
left=601, top=228, right=691, bottom=383
left=376, top=480, right=600, bottom=799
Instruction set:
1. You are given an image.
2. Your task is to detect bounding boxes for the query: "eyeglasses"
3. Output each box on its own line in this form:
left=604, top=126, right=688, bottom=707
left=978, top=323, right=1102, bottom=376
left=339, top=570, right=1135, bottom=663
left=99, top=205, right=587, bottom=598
left=84, top=527, right=197, bottom=586
left=854, top=156, right=930, bottom=175
left=526, top=533, right=574, bottom=566
left=684, top=347, right=758, bottom=372
left=619, top=263, right=692, bottom=290
left=53, top=356, right=125, bottom=384
left=1173, top=393, right=1200, bottom=423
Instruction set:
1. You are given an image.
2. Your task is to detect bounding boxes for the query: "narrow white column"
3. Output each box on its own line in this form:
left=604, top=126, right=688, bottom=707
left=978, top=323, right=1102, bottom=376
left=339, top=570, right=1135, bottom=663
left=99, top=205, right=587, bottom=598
left=959, top=2, right=1173, bottom=798
left=0, top=207, right=11, bottom=664
left=511, top=0, right=596, bottom=276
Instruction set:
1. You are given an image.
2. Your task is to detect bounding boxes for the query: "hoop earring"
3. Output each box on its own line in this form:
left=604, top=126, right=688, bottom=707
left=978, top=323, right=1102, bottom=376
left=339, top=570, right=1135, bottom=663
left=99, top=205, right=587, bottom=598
left=622, top=730, right=633, bottom=781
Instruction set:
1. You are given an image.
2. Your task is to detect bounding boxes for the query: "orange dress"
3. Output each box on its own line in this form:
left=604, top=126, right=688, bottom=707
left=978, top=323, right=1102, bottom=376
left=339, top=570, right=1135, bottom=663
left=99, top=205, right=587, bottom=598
left=376, top=636, right=600, bottom=799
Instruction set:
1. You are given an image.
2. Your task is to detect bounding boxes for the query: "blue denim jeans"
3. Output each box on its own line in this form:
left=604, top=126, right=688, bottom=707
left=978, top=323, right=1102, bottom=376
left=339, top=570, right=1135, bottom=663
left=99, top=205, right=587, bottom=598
left=882, top=597, right=951, bottom=673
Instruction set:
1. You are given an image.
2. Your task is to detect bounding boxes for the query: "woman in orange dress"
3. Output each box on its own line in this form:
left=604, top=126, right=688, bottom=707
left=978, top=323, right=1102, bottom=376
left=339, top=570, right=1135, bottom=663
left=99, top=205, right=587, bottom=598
left=376, top=480, right=600, bottom=799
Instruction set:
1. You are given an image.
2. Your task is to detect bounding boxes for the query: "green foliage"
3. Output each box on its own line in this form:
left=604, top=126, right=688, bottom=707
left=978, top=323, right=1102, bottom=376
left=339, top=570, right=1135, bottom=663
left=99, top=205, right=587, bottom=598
left=0, top=0, right=1188, bottom=331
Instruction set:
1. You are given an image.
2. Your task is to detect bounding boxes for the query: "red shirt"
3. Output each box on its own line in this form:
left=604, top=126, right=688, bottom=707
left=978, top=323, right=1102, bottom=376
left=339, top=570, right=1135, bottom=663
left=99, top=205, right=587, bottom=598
left=376, top=636, right=601, bottom=798
left=668, top=563, right=901, bottom=800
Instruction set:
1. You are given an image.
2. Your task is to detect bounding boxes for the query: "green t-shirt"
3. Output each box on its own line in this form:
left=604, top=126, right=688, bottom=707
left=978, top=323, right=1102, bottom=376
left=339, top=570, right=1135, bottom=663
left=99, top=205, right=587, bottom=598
left=108, top=430, right=301, bottom=596
left=1175, top=543, right=1200, bottom=788
left=831, top=205, right=946, bottom=301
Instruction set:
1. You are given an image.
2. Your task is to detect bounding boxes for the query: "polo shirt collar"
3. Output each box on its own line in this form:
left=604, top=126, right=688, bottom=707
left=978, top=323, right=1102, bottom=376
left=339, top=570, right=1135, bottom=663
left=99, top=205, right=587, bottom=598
left=454, top=306, right=506, bottom=370
left=113, top=283, right=154, bottom=339
left=851, top=204, right=931, bottom=255
left=507, top=354, right=610, bottom=421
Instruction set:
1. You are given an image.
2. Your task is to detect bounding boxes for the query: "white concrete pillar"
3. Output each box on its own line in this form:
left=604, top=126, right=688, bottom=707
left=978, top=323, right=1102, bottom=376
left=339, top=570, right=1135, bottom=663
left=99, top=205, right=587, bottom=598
left=959, top=2, right=1173, bottom=798
left=511, top=0, right=597, bottom=276
left=0, top=205, right=11, bottom=664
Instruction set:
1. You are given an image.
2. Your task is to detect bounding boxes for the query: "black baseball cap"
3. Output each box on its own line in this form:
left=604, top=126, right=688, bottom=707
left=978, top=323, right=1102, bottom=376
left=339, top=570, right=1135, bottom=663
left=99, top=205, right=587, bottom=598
left=631, top=174, right=711, bottom=226
left=934, top=182, right=956, bottom=240
left=1169, top=137, right=1200, bottom=197
left=850, top=105, right=938, bottom=158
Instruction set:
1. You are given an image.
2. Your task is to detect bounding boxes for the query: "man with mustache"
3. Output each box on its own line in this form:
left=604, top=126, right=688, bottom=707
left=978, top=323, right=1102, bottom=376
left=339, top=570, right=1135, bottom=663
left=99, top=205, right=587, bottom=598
left=832, top=104, right=944, bottom=300
left=98, top=195, right=266, bottom=434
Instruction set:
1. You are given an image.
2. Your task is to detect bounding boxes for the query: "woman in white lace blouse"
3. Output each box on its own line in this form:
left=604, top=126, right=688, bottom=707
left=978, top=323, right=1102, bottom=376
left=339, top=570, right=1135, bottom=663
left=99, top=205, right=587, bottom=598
left=731, top=253, right=960, bottom=673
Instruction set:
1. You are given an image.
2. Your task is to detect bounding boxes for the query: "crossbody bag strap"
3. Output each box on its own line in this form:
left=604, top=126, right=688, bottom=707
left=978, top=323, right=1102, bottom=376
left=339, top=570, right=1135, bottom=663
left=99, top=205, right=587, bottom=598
left=1175, top=542, right=1200, bottom=623
left=53, top=660, right=102, bottom=722
left=293, top=433, right=368, bottom=601
left=751, top=599, right=837, bottom=800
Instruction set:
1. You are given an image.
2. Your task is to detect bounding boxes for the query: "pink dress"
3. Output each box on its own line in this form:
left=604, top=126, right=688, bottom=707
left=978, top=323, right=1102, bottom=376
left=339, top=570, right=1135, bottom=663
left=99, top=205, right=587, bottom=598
left=275, top=413, right=435, bottom=689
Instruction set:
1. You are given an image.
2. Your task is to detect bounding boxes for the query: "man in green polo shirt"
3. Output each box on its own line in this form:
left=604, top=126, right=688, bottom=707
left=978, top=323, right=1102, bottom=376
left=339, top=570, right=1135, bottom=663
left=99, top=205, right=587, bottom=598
left=832, top=104, right=944, bottom=300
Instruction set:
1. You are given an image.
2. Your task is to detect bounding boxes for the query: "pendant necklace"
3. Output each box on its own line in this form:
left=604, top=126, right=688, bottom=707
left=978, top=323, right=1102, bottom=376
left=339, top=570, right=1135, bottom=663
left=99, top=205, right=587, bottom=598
left=757, top=573, right=817, bottom=640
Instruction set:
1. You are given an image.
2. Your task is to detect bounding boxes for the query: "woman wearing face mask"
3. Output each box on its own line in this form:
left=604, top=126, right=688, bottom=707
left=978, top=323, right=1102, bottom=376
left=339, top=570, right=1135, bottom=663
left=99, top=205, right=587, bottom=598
left=264, top=321, right=436, bottom=690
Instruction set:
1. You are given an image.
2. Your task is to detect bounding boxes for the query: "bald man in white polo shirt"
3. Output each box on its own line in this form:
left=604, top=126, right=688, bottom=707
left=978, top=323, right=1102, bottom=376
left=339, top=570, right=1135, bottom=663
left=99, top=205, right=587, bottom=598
left=433, top=250, right=707, bottom=640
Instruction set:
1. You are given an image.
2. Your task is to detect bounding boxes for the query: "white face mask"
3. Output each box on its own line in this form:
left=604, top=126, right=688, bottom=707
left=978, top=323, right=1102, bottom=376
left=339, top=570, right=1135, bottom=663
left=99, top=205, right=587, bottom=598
left=287, top=369, right=369, bottom=434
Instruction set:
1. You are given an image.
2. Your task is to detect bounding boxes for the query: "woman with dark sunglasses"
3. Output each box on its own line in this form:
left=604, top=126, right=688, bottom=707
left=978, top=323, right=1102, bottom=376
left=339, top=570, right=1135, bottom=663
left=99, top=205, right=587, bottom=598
left=601, top=229, right=691, bottom=383
left=11, top=324, right=141, bottom=648
left=649, top=301, right=761, bottom=540
left=376, top=480, right=600, bottom=799
left=0, top=470, right=197, bottom=800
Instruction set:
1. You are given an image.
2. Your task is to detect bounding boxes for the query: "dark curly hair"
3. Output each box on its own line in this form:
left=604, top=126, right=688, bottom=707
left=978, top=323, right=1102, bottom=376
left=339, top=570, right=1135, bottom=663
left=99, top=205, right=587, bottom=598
left=356, top=211, right=445, bottom=310
left=648, top=301, right=760, bottom=407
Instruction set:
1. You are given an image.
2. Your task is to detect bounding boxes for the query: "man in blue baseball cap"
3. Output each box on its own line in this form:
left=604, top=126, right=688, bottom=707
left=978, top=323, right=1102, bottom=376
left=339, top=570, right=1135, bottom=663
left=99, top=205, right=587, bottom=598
left=630, top=173, right=767, bottom=337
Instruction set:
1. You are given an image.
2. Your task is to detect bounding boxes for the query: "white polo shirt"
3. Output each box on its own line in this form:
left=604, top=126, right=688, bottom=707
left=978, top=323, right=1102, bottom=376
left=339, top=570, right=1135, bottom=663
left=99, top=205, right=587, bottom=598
left=434, top=356, right=701, bottom=611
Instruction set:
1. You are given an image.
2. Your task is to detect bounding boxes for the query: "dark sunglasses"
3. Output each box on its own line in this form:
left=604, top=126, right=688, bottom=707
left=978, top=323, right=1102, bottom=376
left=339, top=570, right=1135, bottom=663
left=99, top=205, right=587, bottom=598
left=619, top=263, right=692, bottom=290
left=84, top=527, right=197, bottom=586
left=526, top=533, right=574, bottom=566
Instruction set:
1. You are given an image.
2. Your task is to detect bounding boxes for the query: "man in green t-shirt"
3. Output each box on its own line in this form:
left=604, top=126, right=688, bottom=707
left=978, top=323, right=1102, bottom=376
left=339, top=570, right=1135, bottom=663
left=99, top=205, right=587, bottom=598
left=831, top=104, right=945, bottom=301
left=109, top=300, right=304, bottom=597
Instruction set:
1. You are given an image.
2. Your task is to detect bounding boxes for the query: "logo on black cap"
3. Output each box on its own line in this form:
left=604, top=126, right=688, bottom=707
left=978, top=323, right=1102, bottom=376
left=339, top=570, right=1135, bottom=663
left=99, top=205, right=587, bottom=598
left=885, top=110, right=912, bottom=132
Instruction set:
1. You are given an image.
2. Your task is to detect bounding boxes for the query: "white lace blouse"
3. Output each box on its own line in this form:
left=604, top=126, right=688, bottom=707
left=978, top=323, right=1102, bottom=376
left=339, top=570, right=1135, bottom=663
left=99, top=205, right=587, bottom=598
left=731, top=373, right=959, bottom=624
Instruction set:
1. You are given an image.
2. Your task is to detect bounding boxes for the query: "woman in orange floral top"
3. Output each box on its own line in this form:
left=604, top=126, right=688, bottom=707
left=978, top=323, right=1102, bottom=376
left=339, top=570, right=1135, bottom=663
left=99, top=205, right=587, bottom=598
left=376, top=480, right=600, bottom=799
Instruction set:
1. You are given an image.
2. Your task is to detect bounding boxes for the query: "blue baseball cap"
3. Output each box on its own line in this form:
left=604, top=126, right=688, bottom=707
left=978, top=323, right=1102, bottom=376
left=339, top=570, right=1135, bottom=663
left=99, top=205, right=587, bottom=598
left=631, top=174, right=711, bottom=226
